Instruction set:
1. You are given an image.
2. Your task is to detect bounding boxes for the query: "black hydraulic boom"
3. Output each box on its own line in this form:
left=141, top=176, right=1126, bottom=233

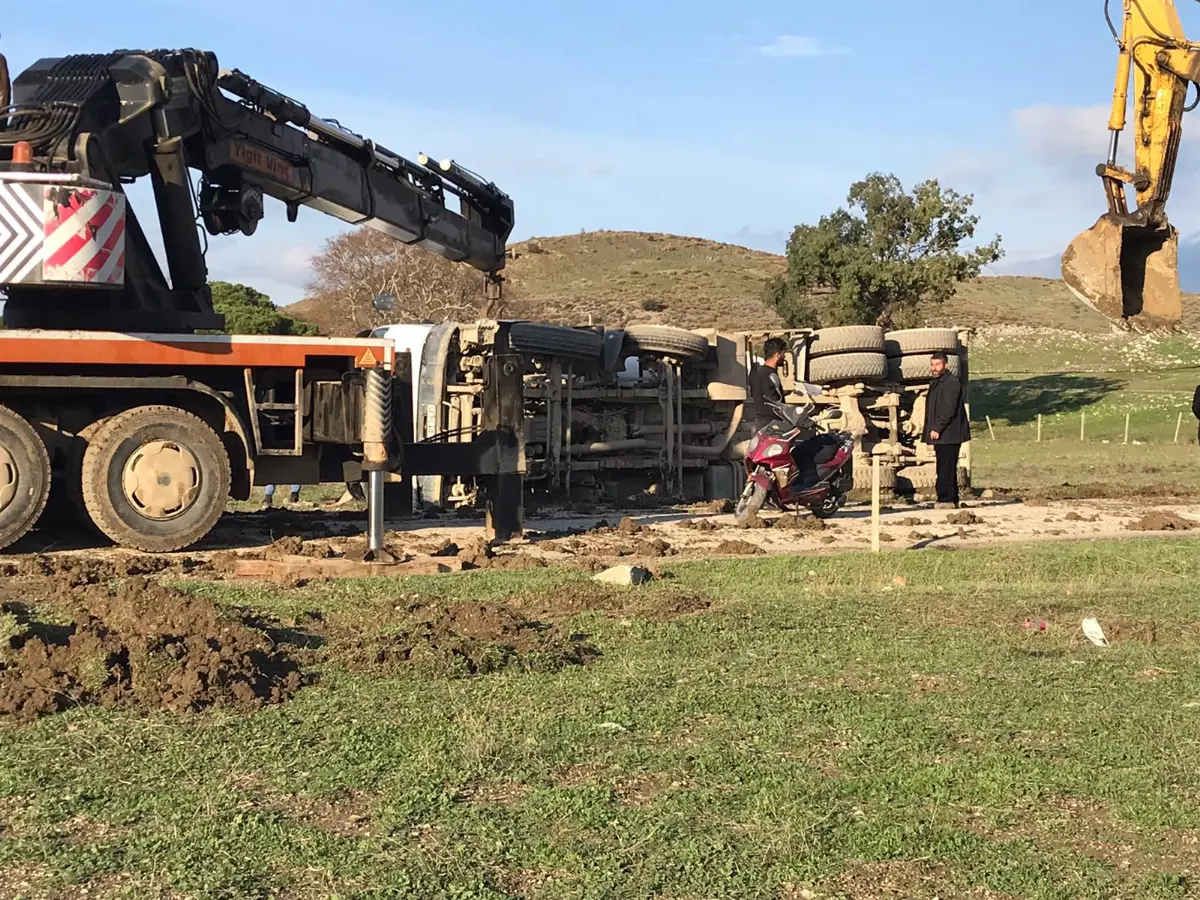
left=0, top=49, right=514, bottom=332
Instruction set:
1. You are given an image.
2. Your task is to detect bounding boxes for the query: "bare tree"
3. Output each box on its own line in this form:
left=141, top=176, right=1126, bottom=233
left=305, top=228, right=496, bottom=334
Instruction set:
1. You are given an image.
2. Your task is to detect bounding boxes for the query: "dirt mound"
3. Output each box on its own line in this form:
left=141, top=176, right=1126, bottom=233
left=335, top=601, right=597, bottom=677
left=1126, top=512, right=1197, bottom=532
left=0, top=577, right=304, bottom=722
left=945, top=511, right=982, bottom=526
left=0, top=553, right=205, bottom=584
left=678, top=519, right=719, bottom=532
left=714, top=540, right=766, bottom=556
left=770, top=514, right=826, bottom=531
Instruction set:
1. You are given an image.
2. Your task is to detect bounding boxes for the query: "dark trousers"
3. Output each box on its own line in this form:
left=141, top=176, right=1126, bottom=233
left=934, top=443, right=960, bottom=505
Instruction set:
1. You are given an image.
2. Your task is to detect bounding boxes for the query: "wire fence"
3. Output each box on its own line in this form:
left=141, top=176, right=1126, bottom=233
left=972, top=409, right=1199, bottom=445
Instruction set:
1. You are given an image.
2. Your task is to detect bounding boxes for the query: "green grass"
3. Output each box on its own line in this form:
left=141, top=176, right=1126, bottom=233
left=5, top=542, right=1200, bottom=898
left=965, top=329, right=1200, bottom=494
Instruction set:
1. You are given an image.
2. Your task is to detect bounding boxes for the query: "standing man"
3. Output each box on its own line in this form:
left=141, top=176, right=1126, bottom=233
left=262, top=484, right=301, bottom=509
left=1193, top=383, right=1200, bottom=444
left=749, top=337, right=788, bottom=432
left=924, top=352, right=970, bottom=509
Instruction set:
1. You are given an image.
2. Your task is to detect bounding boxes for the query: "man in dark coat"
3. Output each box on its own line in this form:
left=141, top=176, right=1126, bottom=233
left=1193, top=384, right=1200, bottom=444
left=749, top=337, right=788, bottom=433
left=923, top=351, right=971, bottom=509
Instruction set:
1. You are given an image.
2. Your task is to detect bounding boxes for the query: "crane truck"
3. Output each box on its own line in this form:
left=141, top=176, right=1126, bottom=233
left=0, top=48, right=523, bottom=553
left=1064, top=0, right=1200, bottom=329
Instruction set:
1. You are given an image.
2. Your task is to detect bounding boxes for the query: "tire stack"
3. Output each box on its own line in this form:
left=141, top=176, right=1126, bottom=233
left=883, top=328, right=968, bottom=385
left=804, top=325, right=888, bottom=385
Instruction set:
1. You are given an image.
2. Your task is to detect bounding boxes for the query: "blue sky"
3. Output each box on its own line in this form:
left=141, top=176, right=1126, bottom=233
left=8, top=0, right=1200, bottom=304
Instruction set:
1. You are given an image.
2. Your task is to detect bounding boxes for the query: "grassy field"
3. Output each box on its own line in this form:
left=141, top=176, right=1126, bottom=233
left=288, top=227, right=1200, bottom=335
left=966, top=328, right=1200, bottom=496
left=4, top=541, right=1200, bottom=899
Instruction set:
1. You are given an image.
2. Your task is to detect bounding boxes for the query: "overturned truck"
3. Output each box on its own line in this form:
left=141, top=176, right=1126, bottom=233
left=373, top=321, right=971, bottom=509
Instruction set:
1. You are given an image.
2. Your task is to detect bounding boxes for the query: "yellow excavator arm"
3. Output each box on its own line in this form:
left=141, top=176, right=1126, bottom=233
left=1063, top=0, right=1200, bottom=328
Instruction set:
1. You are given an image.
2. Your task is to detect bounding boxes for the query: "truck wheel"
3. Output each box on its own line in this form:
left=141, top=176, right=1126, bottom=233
left=0, top=406, right=52, bottom=551
left=807, top=325, right=885, bottom=358
left=81, top=405, right=231, bottom=553
left=806, top=352, right=888, bottom=384
left=56, top=417, right=110, bottom=533
left=509, top=323, right=604, bottom=361
left=622, top=325, right=710, bottom=361
left=884, top=328, right=960, bottom=358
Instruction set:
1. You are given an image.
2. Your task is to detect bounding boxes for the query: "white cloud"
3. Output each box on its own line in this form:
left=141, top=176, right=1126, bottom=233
left=1012, top=104, right=1115, bottom=166
left=757, top=35, right=849, bottom=59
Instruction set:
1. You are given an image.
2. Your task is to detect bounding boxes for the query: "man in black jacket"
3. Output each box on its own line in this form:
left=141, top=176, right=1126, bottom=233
left=1193, top=384, right=1200, bottom=444
left=749, top=337, right=788, bottom=432
left=923, top=351, right=971, bottom=509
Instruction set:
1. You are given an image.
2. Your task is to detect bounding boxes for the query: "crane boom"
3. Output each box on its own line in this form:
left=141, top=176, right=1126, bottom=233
left=1063, top=0, right=1200, bottom=329
left=0, top=49, right=513, bottom=332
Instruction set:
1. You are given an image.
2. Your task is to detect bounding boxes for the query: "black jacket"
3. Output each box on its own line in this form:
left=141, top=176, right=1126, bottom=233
left=924, top=371, right=971, bottom=444
left=749, top=363, right=785, bottom=430
left=1193, top=385, right=1200, bottom=420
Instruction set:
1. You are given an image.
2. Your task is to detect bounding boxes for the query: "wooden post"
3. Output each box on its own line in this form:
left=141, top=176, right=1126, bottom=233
left=1175, top=411, right=1184, bottom=445
left=1124, top=412, right=1130, bottom=445
left=1037, top=414, right=1043, bottom=443
left=985, top=415, right=996, bottom=441
left=871, top=456, right=881, bottom=554
left=1080, top=410, right=1086, bottom=442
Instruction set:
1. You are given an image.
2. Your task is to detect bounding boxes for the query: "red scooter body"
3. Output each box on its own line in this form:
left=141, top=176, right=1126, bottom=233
left=735, top=405, right=855, bottom=524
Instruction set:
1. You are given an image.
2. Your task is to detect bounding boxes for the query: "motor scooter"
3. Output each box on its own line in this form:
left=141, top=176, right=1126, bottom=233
left=734, top=389, right=855, bottom=525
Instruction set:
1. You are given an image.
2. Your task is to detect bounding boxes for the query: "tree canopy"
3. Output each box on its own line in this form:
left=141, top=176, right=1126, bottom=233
left=765, top=173, right=1003, bottom=328
left=304, top=228, right=495, bottom=335
left=210, top=282, right=318, bottom=336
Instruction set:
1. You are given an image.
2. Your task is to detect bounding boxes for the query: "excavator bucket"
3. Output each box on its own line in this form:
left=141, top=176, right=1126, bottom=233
left=1062, top=214, right=1181, bottom=329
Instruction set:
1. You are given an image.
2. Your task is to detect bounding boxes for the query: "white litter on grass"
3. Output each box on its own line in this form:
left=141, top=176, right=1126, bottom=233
left=1082, top=617, right=1110, bottom=647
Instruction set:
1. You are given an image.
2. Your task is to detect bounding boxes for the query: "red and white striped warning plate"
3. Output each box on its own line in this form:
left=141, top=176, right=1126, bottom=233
left=43, top=187, right=126, bottom=285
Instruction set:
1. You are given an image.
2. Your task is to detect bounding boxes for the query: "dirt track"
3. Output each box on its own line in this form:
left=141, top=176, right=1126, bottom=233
left=8, top=493, right=1200, bottom=572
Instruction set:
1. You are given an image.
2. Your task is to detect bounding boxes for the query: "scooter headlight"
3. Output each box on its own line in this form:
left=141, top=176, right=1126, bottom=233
left=764, top=443, right=785, bottom=459
left=748, top=435, right=760, bottom=454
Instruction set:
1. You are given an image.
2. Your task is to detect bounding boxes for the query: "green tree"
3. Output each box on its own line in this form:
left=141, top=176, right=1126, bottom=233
left=766, top=173, right=1003, bottom=328
left=210, top=281, right=318, bottom=335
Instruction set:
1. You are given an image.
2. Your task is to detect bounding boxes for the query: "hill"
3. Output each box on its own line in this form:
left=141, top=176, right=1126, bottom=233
left=283, top=230, right=1200, bottom=334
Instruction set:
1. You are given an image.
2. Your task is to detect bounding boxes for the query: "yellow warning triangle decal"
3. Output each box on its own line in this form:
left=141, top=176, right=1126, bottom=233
left=358, top=347, right=378, bottom=367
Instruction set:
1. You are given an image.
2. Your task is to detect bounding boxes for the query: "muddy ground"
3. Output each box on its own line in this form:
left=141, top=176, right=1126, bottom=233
left=3, top=491, right=1199, bottom=723
left=9, top=490, right=1200, bottom=577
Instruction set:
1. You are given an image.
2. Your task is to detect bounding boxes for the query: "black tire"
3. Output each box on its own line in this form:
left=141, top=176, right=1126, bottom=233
left=884, top=328, right=960, bottom=358
left=807, top=352, right=888, bottom=384
left=0, top=406, right=52, bottom=551
left=57, top=417, right=110, bottom=533
left=734, top=479, right=767, bottom=525
left=509, top=323, right=603, bottom=361
left=81, top=405, right=231, bottom=553
left=807, top=325, right=885, bottom=358
left=810, top=492, right=846, bottom=519
left=622, top=325, right=709, bottom=361
left=887, top=353, right=963, bottom=383
left=959, top=352, right=970, bottom=384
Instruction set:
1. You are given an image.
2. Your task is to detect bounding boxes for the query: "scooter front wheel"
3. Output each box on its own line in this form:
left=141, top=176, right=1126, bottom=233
left=735, top=480, right=768, bottom=525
